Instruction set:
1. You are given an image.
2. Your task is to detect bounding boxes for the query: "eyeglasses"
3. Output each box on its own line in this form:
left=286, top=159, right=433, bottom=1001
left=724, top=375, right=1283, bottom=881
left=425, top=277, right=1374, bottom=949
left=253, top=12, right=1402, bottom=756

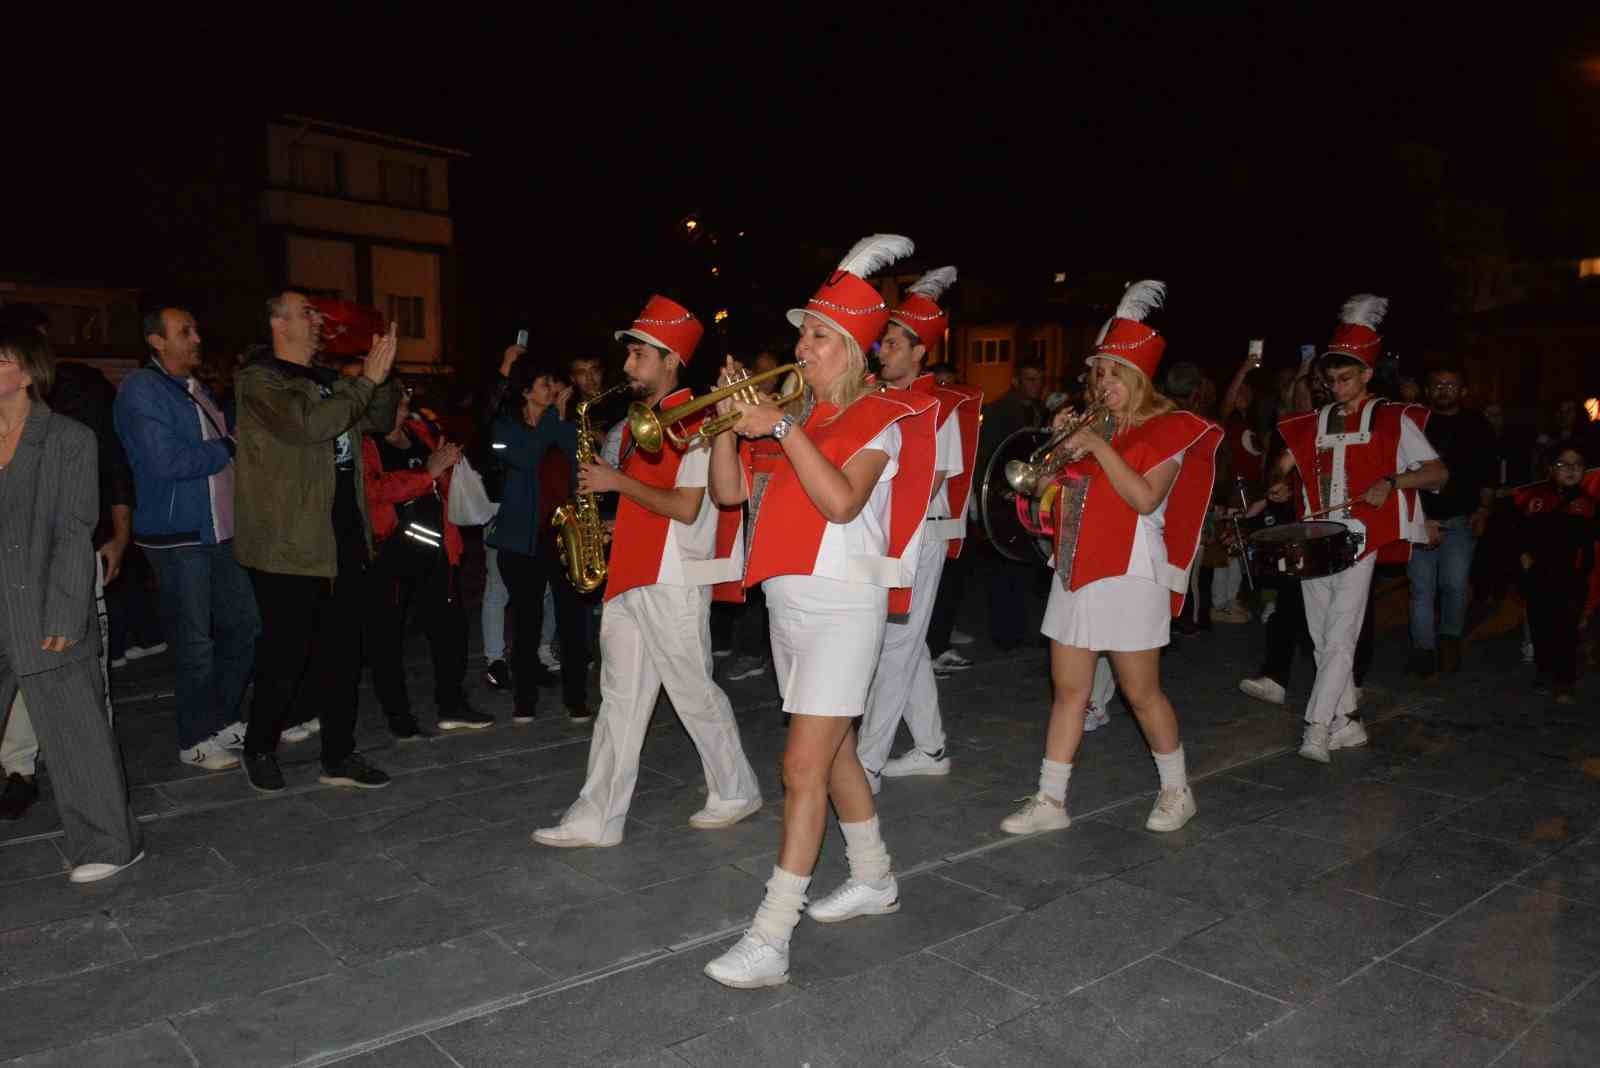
left=1552, top=461, right=1584, bottom=471
left=1428, top=382, right=1460, bottom=392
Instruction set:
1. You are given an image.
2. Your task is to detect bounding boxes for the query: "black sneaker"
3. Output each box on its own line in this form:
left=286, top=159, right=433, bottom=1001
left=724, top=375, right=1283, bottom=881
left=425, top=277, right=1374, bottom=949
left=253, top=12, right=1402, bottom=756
left=438, top=704, right=494, bottom=731
left=567, top=704, right=594, bottom=725
left=1406, top=649, right=1439, bottom=678
left=242, top=753, right=286, bottom=794
left=318, top=753, right=391, bottom=790
left=512, top=701, right=537, bottom=725
left=0, top=773, right=40, bottom=821
left=484, top=660, right=511, bottom=690
left=390, top=720, right=436, bottom=743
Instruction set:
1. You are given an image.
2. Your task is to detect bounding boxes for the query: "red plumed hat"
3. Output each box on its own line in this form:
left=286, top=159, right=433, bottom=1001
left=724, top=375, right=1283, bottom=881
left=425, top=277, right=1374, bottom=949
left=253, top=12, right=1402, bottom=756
left=1087, top=280, right=1167, bottom=381
left=1324, top=294, right=1388, bottom=369
left=889, top=266, right=957, bottom=351
left=788, top=234, right=914, bottom=352
left=615, top=294, right=704, bottom=363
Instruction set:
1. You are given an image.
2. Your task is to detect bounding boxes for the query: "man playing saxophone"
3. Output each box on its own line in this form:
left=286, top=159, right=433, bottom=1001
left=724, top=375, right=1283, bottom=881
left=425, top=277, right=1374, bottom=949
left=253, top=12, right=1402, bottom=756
left=533, top=295, right=762, bottom=849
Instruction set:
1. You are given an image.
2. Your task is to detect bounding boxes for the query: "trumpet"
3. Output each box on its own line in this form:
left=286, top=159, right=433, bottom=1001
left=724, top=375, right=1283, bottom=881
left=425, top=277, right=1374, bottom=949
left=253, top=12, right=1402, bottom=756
left=1004, top=400, right=1113, bottom=496
left=628, top=362, right=807, bottom=453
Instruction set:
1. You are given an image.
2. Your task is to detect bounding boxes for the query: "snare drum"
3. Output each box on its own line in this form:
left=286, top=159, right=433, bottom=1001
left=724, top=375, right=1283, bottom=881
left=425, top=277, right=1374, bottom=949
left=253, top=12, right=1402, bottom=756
left=1246, top=521, right=1361, bottom=580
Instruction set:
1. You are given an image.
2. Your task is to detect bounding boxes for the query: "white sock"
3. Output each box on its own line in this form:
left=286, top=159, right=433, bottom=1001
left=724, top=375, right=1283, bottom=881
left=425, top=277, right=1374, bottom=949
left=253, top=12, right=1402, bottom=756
left=1038, top=759, right=1073, bottom=804
left=749, top=866, right=811, bottom=947
left=1153, top=746, right=1187, bottom=793
left=839, top=816, right=893, bottom=885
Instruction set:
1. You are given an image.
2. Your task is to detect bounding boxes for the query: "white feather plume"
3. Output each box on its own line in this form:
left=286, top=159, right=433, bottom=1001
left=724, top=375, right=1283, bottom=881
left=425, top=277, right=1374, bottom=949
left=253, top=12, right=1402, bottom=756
left=837, top=234, right=914, bottom=278
left=1338, top=293, right=1389, bottom=329
left=907, top=266, right=957, bottom=301
left=1114, top=279, right=1166, bottom=323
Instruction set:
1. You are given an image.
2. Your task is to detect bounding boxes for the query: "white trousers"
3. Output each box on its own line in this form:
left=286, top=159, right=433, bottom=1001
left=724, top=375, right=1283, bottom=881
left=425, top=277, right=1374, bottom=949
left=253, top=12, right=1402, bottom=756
left=560, top=584, right=760, bottom=840
left=859, top=531, right=948, bottom=772
left=1212, top=558, right=1243, bottom=609
left=1301, top=553, right=1375, bottom=730
left=1090, top=655, right=1116, bottom=710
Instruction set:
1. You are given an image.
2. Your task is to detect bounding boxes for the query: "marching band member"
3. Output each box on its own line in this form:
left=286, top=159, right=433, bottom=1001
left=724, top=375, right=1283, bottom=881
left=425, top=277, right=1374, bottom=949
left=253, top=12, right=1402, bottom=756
left=1269, top=295, right=1446, bottom=762
left=1003, top=281, right=1220, bottom=837
left=702, top=235, right=937, bottom=989
left=858, top=267, right=982, bottom=790
left=533, top=296, right=761, bottom=848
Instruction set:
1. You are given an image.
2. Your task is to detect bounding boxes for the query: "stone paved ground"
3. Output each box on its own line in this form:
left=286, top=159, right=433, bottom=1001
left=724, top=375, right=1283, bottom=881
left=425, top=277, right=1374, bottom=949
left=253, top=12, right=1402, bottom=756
left=2, top=548, right=1598, bottom=1067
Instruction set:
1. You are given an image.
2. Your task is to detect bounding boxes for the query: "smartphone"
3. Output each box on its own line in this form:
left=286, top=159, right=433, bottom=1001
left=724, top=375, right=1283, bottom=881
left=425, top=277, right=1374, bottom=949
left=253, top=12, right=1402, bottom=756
left=515, top=329, right=529, bottom=348
left=1299, top=344, right=1316, bottom=367
left=1248, top=339, right=1264, bottom=366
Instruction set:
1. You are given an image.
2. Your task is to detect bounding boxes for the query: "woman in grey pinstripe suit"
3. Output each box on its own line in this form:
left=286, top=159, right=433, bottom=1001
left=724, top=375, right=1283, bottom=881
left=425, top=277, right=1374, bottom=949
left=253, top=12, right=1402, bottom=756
left=0, top=325, right=142, bottom=882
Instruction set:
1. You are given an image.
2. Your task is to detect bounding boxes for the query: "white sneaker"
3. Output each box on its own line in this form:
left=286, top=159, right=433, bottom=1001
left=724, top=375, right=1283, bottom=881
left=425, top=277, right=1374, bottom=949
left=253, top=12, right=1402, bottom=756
left=1260, top=602, right=1277, bottom=623
left=180, top=739, right=240, bottom=771
left=689, top=796, right=763, bottom=829
left=211, top=721, right=248, bottom=750
left=1212, top=604, right=1251, bottom=624
left=1239, top=676, right=1287, bottom=705
left=69, top=851, right=146, bottom=884
left=704, top=932, right=789, bottom=989
left=125, top=642, right=169, bottom=660
left=1000, top=794, right=1071, bottom=835
left=537, top=642, right=561, bottom=670
left=110, top=655, right=129, bottom=669
left=1329, top=719, right=1369, bottom=751
left=881, top=748, right=951, bottom=779
left=807, top=876, right=900, bottom=923
left=1146, top=787, right=1198, bottom=832
left=932, top=649, right=973, bottom=673
left=950, top=629, right=975, bottom=646
left=1522, top=641, right=1535, bottom=664
left=530, top=822, right=622, bottom=848
left=280, top=722, right=314, bottom=744
left=1299, top=724, right=1331, bottom=764
left=1083, top=703, right=1110, bottom=732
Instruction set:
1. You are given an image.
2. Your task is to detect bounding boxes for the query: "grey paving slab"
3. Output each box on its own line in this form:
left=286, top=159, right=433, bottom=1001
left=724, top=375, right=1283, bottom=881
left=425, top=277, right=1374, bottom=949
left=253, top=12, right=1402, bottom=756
left=384, top=816, right=555, bottom=885
left=940, top=819, right=1168, bottom=910
left=318, top=1035, right=459, bottom=1067
left=1493, top=975, right=1600, bottom=1067
left=1, top=1021, right=196, bottom=1067
left=1089, top=773, right=1292, bottom=847
left=1116, top=822, right=1360, bottom=916
left=1395, top=884, right=1600, bottom=1006
left=0, top=912, right=136, bottom=988
left=1209, top=1001, right=1508, bottom=1067
left=0, top=839, right=65, bottom=884
left=1165, top=884, right=1439, bottom=1004
left=175, top=932, right=551, bottom=1068
left=1321, top=824, right=1543, bottom=913
left=0, top=843, right=237, bottom=933
left=1518, top=833, right=1600, bottom=906
left=1368, top=747, right=1535, bottom=799
left=496, top=865, right=758, bottom=978
left=112, top=854, right=422, bottom=956
left=1310, top=960, right=1538, bottom=1041
left=938, top=955, right=1287, bottom=1068
left=670, top=1000, right=856, bottom=1068
left=207, top=815, right=386, bottom=878
left=155, top=768, right=263, bottom=808
left=549, top=820, right=776, bottom=894
left=1441, top=782, right=1600, bottom=853
left=345, top=799, right=490, bottom=849
left=931, top=878, right=1223, bottom=1001
left=1261, top=779, right=1465, bottom=850
left=0, top=922, right=335, bottom=1060
left=433, top=944, right=794, bottom=1068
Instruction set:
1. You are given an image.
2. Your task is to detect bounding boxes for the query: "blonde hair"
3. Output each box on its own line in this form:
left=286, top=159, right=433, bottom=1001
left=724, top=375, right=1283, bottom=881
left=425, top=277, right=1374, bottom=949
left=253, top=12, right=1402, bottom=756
left=792, top=314, right=873, bottom=417
left=1098, top=359, right=1174, bottom=426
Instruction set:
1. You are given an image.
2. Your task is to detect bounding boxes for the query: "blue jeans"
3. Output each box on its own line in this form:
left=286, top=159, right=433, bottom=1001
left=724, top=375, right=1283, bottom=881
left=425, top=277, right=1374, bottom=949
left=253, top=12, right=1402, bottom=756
left=146, top=542, right=260, bottom=749
left=1407, top=515, right=1477, bottom=650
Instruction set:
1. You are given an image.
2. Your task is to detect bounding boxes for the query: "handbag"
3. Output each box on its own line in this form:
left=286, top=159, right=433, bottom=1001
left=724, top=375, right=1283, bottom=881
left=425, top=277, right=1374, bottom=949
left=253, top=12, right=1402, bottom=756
left=447, top=456, right=498, bottom=527
left=388, top=487, right=448, bottom=575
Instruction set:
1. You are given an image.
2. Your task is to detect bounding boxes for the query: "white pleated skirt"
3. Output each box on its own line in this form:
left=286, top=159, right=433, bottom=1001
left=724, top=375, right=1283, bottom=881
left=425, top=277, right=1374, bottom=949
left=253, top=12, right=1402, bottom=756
left=1041, top=574, right=1171, bottom=652
left=763, top=574, right=889, bottom=717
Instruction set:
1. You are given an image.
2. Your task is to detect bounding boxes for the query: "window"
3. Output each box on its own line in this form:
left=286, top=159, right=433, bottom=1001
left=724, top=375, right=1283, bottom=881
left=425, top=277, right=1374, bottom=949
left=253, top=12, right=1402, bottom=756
left=969, top=339, right=1014, bottom=365
left=1580, top=257, right=1600, bottom=278
left=387, top=295, right=425, bottom=339
left=289, top=145, right=343, bottom=195
left=380, top=161, right=430, bottom=208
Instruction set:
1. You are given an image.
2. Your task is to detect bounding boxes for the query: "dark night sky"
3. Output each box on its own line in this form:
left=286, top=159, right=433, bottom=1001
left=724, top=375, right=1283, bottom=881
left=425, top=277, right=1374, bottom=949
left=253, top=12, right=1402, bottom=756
left=9, top=10, right=1600, bottom=382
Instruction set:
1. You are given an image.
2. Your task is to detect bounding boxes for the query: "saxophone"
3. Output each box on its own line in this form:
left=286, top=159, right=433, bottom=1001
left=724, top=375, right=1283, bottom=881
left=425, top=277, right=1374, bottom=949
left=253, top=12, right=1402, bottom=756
left=551, top=382, right=629, bottom=593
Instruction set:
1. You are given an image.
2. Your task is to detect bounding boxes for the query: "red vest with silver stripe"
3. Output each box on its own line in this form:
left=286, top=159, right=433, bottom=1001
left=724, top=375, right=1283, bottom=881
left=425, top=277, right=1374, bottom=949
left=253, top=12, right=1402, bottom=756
left=908, top=375, right=982, bottom=558
left=603, top=388, right=744, bottom=603
left=1278, top=399, right=1428, bottom=560
left=1054, top=409, right=1221, bottom=616
left=742, top=390, right=938, bottom=614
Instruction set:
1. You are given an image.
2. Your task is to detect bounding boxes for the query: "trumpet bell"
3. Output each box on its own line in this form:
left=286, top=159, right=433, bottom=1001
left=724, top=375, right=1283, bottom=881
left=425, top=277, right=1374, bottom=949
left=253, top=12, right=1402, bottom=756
left=627, top=402, right=665, bottom=454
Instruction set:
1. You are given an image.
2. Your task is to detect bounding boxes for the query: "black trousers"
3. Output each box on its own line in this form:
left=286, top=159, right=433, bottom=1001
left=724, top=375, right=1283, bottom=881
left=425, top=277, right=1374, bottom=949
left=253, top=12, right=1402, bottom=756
left=734, top=585, right=770, bottom=658
left=987, top=551, right=1035, bottom=650
left=245, top=557, right=365, bottom=764
left=1526, top=570, right=1583, bottom=686
left=497, top=536, right=588, bottom=708
left=927, top=545, right=971, bottom=657
left=365, top=541, right=467, bottom=727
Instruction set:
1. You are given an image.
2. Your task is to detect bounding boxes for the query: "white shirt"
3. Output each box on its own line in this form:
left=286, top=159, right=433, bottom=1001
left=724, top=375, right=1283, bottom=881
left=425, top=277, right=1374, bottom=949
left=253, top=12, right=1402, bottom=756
left=811, top=423, right=901, bottom=583
left=653, top=440, right=721, bottom=586
left=926, top=413, right=966, bottom=520
left=1309, top=403, right=1439, bottom=544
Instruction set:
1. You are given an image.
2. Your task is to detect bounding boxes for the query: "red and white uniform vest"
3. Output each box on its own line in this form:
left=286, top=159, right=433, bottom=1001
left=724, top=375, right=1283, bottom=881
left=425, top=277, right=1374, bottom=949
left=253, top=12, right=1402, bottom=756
left=1053, top=409, right=1222, bottom=616
left=603, top=387, right=743, bottom=603
left=1278, top=399, right=1430, bottom=561
left=908, top=375, right=982, bottom=557
left=742, top=390, right=938, bottom=615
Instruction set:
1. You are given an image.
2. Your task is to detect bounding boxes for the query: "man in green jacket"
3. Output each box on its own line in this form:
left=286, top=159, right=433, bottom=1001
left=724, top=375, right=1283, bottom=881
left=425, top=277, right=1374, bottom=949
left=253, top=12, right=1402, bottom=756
left=234, top=288, right=398, bottom=793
